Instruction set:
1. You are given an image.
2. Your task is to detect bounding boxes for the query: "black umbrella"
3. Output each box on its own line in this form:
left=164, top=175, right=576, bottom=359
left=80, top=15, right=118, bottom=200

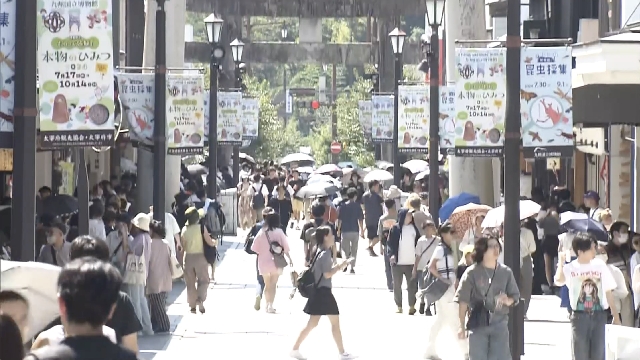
left=187, top=164, right=208, bottom=176
left=41, top=195, right=79, bottom=217
left=297, top=183, right=340, bottom=199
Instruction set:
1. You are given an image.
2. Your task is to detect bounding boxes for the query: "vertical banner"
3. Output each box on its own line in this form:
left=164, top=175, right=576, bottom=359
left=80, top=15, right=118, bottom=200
left=58, top=161, right=75, bottom=195
left=203, top=91, right=210, bottom=143
left=439, top=86, right=457, bottom=153
left=37, top=1, right=115, bottom=148
left=117, top=73, right=154, bottom=146
left=0, top=0, right=15, bottom=136
left=217, top=91, right=243, bottom=145
left=241, top=98, right=259, bottom=140
left=166, top=74, right=205, bottom=155
left=371, top=95, right=394, bottom=143
left=454, top=48, right=506, bottom=157
left=397, top=85, right=429, bottom=153
left=521, top=47, right=573, bottom=158
left=357, top=100, right=372, bottom=140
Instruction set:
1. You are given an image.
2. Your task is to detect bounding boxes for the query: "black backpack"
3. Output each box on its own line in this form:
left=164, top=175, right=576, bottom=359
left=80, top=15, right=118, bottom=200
left=296, top=250, right=324, bottom=298
left=252, top=184, right=265, bottom=210
left=200, top=221, right=219, bottom=264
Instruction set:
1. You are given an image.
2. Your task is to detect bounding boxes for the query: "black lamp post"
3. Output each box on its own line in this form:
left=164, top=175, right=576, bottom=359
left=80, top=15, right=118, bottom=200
left=230, top=38, right=245, bottom=186
left=204, top=13, right=225, bottom=199
left=426, top=0, right=446, bottom=225
left=389, top=27, right=406, bottom=187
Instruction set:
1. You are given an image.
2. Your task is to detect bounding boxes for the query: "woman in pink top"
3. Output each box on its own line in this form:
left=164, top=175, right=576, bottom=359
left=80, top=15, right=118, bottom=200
left=251, top=209, right=293, bottom=313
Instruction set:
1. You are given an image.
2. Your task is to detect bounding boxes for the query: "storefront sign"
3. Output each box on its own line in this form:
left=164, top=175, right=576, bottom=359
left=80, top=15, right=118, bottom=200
left=371, top=95, right=394, bottom=143
left=521, top=47, right=573, bottom=158
left=241, top=98, right=259, bottom=140
left=0, top=0, right=15, bottom=134
left=397, top=85, right=429, bottom=153
left=454, top=48, right=506, bottom=157
left=37, top=1, right=115, bottom=148
left=357, top=100, right=372, bottom=140
left=116, top=73, right=154, bottom=146
left=439, top=86, right=456, bottom=154
left=166, top=74, right=205, bottom=155
left=216, top=91, right=243, bottom=145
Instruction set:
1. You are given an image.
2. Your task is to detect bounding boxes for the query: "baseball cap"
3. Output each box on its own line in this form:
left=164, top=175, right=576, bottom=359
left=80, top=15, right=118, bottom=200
left=584, top=190, right=600, bottom=201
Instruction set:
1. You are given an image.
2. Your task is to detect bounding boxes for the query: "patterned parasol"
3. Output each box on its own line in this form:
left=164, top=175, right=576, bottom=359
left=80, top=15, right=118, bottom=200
left=448, top=203, right=493, bottom=235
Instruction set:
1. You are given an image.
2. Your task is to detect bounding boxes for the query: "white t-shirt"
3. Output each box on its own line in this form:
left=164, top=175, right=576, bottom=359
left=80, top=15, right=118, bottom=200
left=398, top=225, right=416, bottom=265
left=415, top=236, right=439, bottom=271
left=429, top=244, right=456, bottom=280
left=88, top=219, right=107, bottom=242
left=150, top=212, right=181, bottom=257
left=36, top=325, right=117, bottom=345
left=561, top=258, right=616, bottom=311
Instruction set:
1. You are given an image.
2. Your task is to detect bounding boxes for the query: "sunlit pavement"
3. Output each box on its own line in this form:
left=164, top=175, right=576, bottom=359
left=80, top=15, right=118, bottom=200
left=138, top=226, right=571, bottom=359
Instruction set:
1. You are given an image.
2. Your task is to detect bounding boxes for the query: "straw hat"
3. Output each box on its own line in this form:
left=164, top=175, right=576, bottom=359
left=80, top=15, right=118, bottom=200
left=131, top=213, right=151, bottom=232
left=386, top=185, right=402, bottom=200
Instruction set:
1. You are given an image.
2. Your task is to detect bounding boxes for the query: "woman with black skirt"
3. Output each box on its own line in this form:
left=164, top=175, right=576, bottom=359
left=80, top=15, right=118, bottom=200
left=290, top=226, right=356, bottom=360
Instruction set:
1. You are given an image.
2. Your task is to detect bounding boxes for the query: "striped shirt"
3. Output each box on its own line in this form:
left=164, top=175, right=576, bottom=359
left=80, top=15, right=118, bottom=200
left=429, top=243, right=455, bottom=280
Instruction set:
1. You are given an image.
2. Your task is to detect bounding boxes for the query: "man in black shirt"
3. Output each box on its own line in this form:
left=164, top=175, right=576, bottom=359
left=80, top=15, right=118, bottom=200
left=25, top=258, right=137, bottom=360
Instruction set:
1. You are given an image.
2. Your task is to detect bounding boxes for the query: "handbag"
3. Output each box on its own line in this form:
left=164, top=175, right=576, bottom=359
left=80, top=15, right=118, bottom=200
left=201, top=222, right=219, bottom=264
left=168, top=245, right=183, bottom=279
left=466, top=265, right=497, bottom=330
left=266, top=230, right=288, bottom=269
left=422, top=243, right=451, bottom=305
left=122, top=252, right=147, bottom=285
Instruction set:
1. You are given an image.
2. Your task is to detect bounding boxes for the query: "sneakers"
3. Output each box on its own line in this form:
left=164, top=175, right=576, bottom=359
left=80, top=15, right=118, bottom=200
left=367, top=247, right=378, bottom=256
left=396, top=307, right=403, bottom=313
left=290, top=350, right=307, bottom=360
left=419, top=302, right=425, bottom=314
left=340, top=352, right=357, bottom=359
left=350, top=268, right=355, bottom=274
left=254, top=295, right=261, bottom=311
left=408, top=307, right=416, bottom=315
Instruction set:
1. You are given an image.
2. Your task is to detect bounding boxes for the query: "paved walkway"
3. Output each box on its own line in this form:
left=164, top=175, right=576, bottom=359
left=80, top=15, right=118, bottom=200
left=138, top=227, right=571, bottom=359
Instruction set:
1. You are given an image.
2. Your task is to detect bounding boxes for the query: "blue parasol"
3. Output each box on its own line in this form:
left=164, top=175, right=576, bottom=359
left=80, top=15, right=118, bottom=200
left=439, top=192, right=480, bottom=222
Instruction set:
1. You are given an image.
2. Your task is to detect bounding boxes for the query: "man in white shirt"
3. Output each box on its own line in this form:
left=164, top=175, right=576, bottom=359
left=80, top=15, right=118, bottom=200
left=89, top=201, right=107, bottom=242
left=584, top=190, right=603, bottom=220
left=387, top=209, right=421, bottom=314
left=249, top=174, right=269, bottom=222
left=149, top=207, right=181, bottom=263
left=555, top=232, right=619, bottom=360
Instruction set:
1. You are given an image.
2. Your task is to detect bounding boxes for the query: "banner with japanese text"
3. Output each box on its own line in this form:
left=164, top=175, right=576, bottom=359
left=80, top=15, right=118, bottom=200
left=439, top=86, right=456, bottom=153
left=520, top=47, right=573, bottom=158
left=241, top=98, right=259, bottom=140
left=116, top=73, right=154, bottom=146
left=37, top=0, right=115, bottom=148
left=371, top=95, right=394, bottom=143
left=217, top=91, right=243, bottom=145
left=397, top=85, right=429, bottom=153
left=454, top=48, right=506, bottom=157
left=357, top=100, right=372, bottom=139
left=166, top=74, right=205, bottom=155
left=0, top=0, right=16, bottom=142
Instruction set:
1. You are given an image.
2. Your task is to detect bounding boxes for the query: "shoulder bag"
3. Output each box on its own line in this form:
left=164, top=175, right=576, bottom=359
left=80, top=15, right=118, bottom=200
left=266, top=230, right=288, bottom=269
left=168, top=244, right=183, bottom=279
left=422, top=243, right=451, bottom=305
left=466, top=265, right=497, bottom=330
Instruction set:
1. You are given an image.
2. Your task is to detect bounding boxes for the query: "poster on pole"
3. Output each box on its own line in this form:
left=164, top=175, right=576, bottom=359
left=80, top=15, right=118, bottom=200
left=166, top=74, right=205, bottom=155
left=217, top=91, right=243, bottom=145
left=117, top=73, right=155, bottom=146
left=241, top=98, right=259, bottom=140
left=397, top=85, right=429, bottom=153
left=37, top=1, right=116, bottom=148
left=0, top=0, right=16, bottom=139
left=358, top=100, right=372, bottom=140
left=453, top=48, right=506, bottom=157
left=371, top=95, right=394, bottom=143
left=439, top=86, right=457, bottom=153
left=520, top=47, right=573, bottom=158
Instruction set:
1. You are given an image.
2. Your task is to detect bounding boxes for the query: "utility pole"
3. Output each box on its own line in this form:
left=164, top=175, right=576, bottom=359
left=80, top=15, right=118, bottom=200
left=331, top=64, right=338, bottom=164
left=152, top=0, right=167, bottom=222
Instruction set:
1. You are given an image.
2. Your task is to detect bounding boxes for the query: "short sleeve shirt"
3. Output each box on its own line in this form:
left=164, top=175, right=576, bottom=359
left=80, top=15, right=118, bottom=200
left=312, top=249, right=333, bottom=288
left=429, top=244, right=456, bottom=280
left=562, top=258, right=616, bottom=311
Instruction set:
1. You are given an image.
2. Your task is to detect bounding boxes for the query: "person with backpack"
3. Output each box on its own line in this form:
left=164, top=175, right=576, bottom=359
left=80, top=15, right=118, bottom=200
left=336, top=188, right=364, bottom=274
left=290, top=226, right=356, bottom=360
left=250, top=173, right=269, bottom=223
left=378, top=199, right=398, bottom=291
left=386, top=209, right=421, bottom=315
left=198, top=198, right=226, bottom=283
left=300, top=203, right=338, bottom=266
left=181, top=207, right=216, bottom=314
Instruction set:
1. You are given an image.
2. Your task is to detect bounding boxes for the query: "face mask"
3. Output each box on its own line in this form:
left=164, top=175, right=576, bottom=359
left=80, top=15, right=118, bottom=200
left=618, top=233, right=629, bottom=243
left=46, top=235, right=57, bottom=244
left=595, top=254, right=608, bottom=263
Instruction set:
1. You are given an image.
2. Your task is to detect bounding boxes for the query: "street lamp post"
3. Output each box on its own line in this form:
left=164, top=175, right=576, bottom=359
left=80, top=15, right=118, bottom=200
left=230, top=38, right=245, bottom=186
left=426, top=0, right=446, bottom=225
left=152, top=0, right=167, bottom=222
left=389, top=28, right=406, bottom=187
left=204, top=13, right=225, bottom=199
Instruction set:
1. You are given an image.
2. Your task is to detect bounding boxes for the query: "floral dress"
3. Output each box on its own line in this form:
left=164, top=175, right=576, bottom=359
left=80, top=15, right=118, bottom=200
left=238, top=182, right=252, bottom=230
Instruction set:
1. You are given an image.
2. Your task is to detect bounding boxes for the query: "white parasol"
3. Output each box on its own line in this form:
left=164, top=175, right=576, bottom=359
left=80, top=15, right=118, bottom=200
left=481, top=200, right=541, bottom=228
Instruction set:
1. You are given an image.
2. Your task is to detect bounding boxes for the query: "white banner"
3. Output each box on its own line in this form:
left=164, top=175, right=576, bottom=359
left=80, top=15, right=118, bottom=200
left=0, top=0, right=16, bottom=133
left=117, top=73, right=154, bottom=146
left=241, top=98, right=259, bottom=139
left=166, top=74, right=205, bottom=155
left=217, top=91, right=243, bottom=145
left=397, top=85, right=429, bottom=153
left=358, top=100, right=372, bottom=139
left=371, top=95, right=394, bottom=143
left=439, top=86, right=456, bottom=151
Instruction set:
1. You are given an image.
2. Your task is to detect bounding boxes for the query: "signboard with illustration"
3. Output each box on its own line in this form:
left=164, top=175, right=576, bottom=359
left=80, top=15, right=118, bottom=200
left=371, top=95, right=394, bottom=143
left=358, top=100, right=372, bottom=139
left=439, top=86, right=456, bottom=153
left=397, top=85, right=429, bottom=153
left=454, top=48, right=506, bottom=157
left=217, top=91, right=243, bottom=145
left=241, top=98, right=259, bottom=140
left=166, top=74, right=205, bottom=155
left=117, top=73, right=154, bottom=146
left=0, top=0, right=15, bottom=135
left=520, top=47, right=573, bottom=158
left=37, top=0, right=115, bottom=148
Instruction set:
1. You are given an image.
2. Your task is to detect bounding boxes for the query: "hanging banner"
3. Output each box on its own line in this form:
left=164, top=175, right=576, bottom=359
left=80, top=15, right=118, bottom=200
left=357, top=100, right=372, bottom=139
left=58, top=161, right=75, bottom=196
left=166, top=74, right=205, bottom=155
left=397, top=85, right=429, bottom=153
left=521, top=47, right=573, bottom=158
left=217, top=91, right=243, bottom=145
left=371, top=95, right=394, bottom=143
left=0, top=0, right=15, bottom=138
left=439, top=86, right=457, bottom=153
left=454, top=48, right=506, bottom=157
left=117, top=73, right=154, bottom=146
left=37, top=1, right=115, bottom=148
left=241, top=98, right=259, bottom=140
